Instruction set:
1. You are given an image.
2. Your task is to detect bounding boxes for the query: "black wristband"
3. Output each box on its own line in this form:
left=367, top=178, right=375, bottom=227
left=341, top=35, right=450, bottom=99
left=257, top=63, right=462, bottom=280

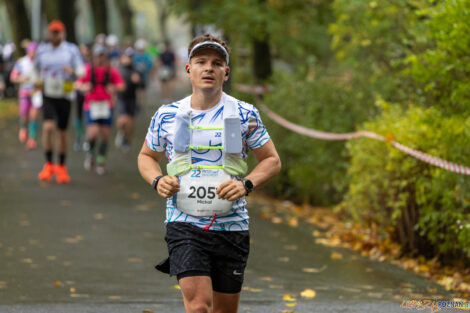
left=152, top=175, right=164, bottom=190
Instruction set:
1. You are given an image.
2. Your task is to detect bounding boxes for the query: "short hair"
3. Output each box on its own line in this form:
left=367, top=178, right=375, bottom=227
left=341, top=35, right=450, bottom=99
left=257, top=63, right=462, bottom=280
left=187, top=34, right=230, bottom=59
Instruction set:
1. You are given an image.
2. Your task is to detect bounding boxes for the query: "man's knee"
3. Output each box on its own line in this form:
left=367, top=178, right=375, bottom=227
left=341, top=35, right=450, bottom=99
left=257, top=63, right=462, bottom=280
left=187, top=301, right=212, bottom=313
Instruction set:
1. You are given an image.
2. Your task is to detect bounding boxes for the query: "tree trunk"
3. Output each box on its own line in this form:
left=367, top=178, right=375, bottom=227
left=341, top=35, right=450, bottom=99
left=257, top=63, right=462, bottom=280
left=4, top=0, right=31, bottom=56
left=252, top=0, right=272, bottom=82
left=42, top=0, right=60, bottom=21
left=116, top=0, right=134, bottom=38
left=253, top=38, right=272, bottom=82
left=90, top=0, right=108, bottom=36
left=158, top=1, right=169, bottom=43
left=59, top=0, right=77, bottom=43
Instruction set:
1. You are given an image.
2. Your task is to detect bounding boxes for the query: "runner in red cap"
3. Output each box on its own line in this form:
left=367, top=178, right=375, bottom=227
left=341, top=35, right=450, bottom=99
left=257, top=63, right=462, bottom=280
left=35, top=20, right=84, bottom=183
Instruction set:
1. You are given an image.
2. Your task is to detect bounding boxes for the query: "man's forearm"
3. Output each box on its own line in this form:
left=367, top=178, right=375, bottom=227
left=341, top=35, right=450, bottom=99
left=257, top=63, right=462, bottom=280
left=245, top=155, right=281, bottom=188
left=137, top=153, right=164, bottom=186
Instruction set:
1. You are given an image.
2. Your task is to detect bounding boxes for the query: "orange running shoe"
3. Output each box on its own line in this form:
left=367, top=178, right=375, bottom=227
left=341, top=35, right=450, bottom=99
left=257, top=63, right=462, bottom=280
left=55, top=164, right=71, bottom=184
left=19, top=128, right=28, bottom=143
left=38, top=162, right=55, bottom=181
left=26, top=138, right=37, bottom=149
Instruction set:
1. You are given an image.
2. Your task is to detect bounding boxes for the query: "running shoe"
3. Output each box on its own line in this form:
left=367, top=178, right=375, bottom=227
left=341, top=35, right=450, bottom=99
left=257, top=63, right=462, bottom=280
left=38, top=162, right=55, bottom=181
left=114, top=130, right=124, bottom=148
left=19, top=128, right=28, bottom=143
left=84, top=153, right=94, bottom=171
left=55, top=165, right=71, bottom=184
left=96, top=162, right=106, bottom=176
left=26, top=138, right=37, bottom=149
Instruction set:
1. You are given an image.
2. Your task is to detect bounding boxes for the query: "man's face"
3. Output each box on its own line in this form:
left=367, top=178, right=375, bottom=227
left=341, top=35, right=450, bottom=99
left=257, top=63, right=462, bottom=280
left=48, top=30, right=63, bottom=46
left=187, top=49, right=229, bottom=91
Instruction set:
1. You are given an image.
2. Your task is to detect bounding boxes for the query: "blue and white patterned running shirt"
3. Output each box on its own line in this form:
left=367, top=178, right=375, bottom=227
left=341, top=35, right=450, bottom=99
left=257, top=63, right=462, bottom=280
left=145, top=92, right=270, bottom=231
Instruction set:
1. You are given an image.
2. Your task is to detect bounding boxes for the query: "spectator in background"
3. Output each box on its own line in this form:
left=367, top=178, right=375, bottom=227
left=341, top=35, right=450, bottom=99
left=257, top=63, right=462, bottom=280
left=157, top=40, right=176, bottom=102
left=133, top=38, right=153, bottom=106
left=75, top=45, right=124, bottom=175
left=10, top=42, right=40, bottom=149
left=115, top=47, right=140, bottom=152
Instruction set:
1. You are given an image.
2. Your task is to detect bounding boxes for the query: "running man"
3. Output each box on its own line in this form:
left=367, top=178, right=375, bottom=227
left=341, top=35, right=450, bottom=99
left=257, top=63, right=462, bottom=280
left=35, top=20, right=84, bottom=183
left=157, top=41, right=176, bottom=102
left=137, top=34, right=281, bottom=313
left=10, top=42, right=39, bottom=149
left=75, top=45, right=124, bottom=175
left=116, top=47, right=140, bottom=151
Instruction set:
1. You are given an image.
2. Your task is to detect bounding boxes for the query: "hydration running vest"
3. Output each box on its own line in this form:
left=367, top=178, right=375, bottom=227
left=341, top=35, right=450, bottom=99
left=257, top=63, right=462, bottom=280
left=167, top=93, right=248, bottom=217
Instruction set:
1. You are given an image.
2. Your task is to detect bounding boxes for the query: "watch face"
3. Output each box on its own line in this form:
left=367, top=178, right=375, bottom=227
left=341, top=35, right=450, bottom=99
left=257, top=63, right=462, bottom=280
left=244, top=179, right=254, bottom=191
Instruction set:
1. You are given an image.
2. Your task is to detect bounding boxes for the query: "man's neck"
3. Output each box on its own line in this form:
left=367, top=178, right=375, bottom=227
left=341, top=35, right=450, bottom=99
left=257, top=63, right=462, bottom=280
left=190, top=88, right=223, bottom=111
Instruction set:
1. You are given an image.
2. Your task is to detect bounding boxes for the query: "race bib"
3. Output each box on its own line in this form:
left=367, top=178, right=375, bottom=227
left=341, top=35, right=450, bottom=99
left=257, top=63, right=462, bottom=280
left=89, top=100, right=111, bottom=120
left=177, top=169, right=233, bottom=217
left=44, top=76, right=64, bottom=98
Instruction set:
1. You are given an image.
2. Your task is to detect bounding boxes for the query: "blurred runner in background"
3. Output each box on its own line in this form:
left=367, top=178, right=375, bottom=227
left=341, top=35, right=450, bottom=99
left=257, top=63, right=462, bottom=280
left=133, top=38, right=153, bottom=107
left=35, top=20, right=84, bottom=184
left=76, top=45, right=124, bottom=175
left=115, top=47, right=140, bottom=152
left=157, top=41, right=176, bottom=102
left=10, top=42, right=40, bottom=149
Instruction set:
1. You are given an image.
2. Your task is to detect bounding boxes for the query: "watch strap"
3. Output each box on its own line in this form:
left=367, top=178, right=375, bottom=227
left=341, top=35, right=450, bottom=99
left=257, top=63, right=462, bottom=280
left=152, top=175, right=164, bottom=190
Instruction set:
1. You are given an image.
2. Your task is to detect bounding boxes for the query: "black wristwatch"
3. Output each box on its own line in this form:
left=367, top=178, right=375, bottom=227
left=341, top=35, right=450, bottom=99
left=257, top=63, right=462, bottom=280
left=152, top=175, right=164, bottom=190
left=241, top=178, right=254, bottom=196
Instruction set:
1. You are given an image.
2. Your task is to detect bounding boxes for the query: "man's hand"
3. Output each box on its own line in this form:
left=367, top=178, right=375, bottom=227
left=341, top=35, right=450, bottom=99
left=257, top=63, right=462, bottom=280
left=157, top=176, right=180, bottom=198
left=217, top=180, right=246, bottom=201
left=62, top=65, right=74, bottom=75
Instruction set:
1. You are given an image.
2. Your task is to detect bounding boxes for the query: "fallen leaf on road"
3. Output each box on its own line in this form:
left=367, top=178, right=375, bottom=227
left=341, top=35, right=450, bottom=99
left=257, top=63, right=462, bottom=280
left=93, top=213, right=104, bottom=220
left=130, top=192, right=140, bottom=200
left=283, top=294, right=296, bottom=301
left=300, top=289, right=316, bottom=298
left=173, top=285, right=181, bottom=290
left=0, top=281, right=7, bottom=288
left=286, top=302, right=297, bottom=307
left=108, top=296, right=121, bottom=300
left=330, top=252, right=343, bottom=260
left=282, top=310, right=294, bottom=313
left=142, top=309, right=154, bottom=313
left=53, top=281, right=62, bottom=287
left=271, top=217, right=283, bottom=224
left=70, top=287, right=76, bottom=293
left=47, top=256, right=57, bottom=261
left=302, top=265, right=327, bottom=273
left=288, top=217, right=298, bottom=227
left=259, top=277, right=273, bottom=281
left=269, top=284, right=283, bottom=289
left=70, top=293, right=89, bottom=298
left=21, top=258, right=33, bottom=264
left=64, top=235, right=84, bottom=244
left=128, top=257, right=142, bottom=263
left=278, top=257, right=290, bottom=262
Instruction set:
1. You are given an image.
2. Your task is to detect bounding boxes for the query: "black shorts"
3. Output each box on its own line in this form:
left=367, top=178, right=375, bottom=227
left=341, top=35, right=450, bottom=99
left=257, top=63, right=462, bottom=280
left=117, top=98, right=137, bottom=117
left=42, top=96, right=71, bottom=130
left=156, top=222, right=250, bottom=294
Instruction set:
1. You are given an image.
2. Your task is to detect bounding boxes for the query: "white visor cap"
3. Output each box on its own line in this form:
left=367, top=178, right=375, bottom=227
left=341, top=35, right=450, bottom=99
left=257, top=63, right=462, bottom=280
left=188, top=41, right=229, bottom=65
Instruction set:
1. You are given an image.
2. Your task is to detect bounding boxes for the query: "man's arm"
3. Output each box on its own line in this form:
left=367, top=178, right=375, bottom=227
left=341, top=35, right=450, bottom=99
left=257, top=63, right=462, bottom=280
left=137, top=142, right=180, bottom=198
left=217, top=139, right=281, bottom=201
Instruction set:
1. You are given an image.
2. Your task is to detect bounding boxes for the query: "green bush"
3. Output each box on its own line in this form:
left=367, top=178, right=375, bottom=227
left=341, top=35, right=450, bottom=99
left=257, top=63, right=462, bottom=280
left=254, top=68, right=378, bottom=205
left=341, top=103, right=470, bottom=258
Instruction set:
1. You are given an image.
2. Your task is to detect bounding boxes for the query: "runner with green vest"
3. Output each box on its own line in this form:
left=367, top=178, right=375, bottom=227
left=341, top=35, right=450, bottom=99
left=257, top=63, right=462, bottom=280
left=137, top=33, right=281, bottom=313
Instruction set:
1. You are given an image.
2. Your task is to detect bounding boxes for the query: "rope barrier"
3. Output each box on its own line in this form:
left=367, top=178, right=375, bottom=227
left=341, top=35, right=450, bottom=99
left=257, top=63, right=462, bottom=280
left=235, top=84, right=470, bottom=176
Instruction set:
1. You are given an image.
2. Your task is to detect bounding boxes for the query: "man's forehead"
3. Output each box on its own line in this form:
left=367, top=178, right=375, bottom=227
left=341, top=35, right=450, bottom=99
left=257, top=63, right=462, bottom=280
left=191, top=49, right=225, bottom=62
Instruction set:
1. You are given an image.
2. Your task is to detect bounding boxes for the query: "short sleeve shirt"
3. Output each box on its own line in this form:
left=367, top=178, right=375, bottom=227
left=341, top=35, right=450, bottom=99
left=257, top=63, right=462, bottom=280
left=145, top=93, right=270, bottom=231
